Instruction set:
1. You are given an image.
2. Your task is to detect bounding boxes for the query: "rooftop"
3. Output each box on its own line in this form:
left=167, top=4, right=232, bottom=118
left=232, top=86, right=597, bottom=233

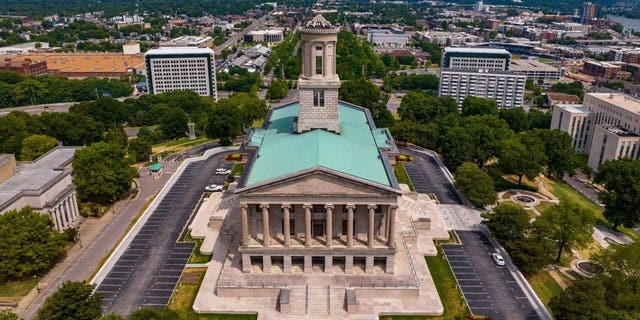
left=546, top=92, right=581, bottom=103
left=242, top=102, right=396, bottom=188
left=600, top=125, right=640, bottom=137
left=588, top=93, right=640, bottom=114
left=145, top=46, right=215, bottom=56
left=444, top=47, right=510, bottom=55
left=555, top=104, right=590, bottom=114
left=510, top=59, right=558, bottom=72
left=8, top=52, right=144, bottom=75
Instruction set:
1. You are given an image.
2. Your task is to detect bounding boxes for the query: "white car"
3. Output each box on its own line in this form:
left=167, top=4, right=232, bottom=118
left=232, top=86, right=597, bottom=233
left=205, top=184, right=223, bottom=192
left=215, top=168, right=231, bottom=175
left=492, top=253, right=506, bottom=266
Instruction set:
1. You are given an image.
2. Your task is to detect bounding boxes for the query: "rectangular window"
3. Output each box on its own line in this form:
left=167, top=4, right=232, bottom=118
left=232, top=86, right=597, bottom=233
left=315, top=55, right=323, bottom=75
left=313, top=90, right=325, bottom=107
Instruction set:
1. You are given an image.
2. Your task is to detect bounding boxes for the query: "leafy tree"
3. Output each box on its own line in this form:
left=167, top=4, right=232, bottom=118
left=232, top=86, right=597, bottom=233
left=128, top=138, right=152, bottom=163
left=499, top=132, right=547, bottom=185
left=390, top=120, right=438, bottom=149
left=534, top=202, right=593, bottom=262
left=461, top=96, right=499, bottom=117
left=39, top=112, right=105, bottom=146
left=398, top=91, right=457, bottom=124
left=70, top=97, right=127, bottom=125
left=36, top=281, right=102, bottom=320
left=128, top=308, right=179, bottom=320
left=498, top=107, right=529, bottom=133
left=532, top=129, right=576, bottom=178
left=103, top=126, right=128, bottom=150
left=336, top=31, right=386, bottom=79
left=594, top=158, right=640, bottom=230
left=0, top=310, right=21, bottom=320
left=20, top=134, right=58, bottom=161
left=159, top=108, right=188, bottom=140
left=0, top=207, right=66, bottom=283
left=205, top=102, right=244, bottom=145
left=339, top=78, right=394, bottom=127
left=267, top=80, right=288, bottom=100
left=549, top=81, right=584, bottom=100
left=441, top=126, right=474, bottom=169
left=482, top=202, right=531, bottom=243
left=73, top=142, right=139, bottom=204
left=454, top=162, right=497, bottom=207
left=594, top=241, right=640, bottom=313
left=528, top=109, right=552, bottom=129
left=223, top=92, right=268, bottom=129
left=549, top=278, right=612, bottom=320
left=136, top=126, right=160, bottom=144
left=507, top=237, right=553, bottom=276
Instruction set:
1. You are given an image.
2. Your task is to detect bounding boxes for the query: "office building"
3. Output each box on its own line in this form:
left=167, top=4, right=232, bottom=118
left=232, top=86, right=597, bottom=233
left=441, top=47, right=511, bottom=71
left=366, top=28, right=408, bottom=48
left=582, top=2, right=599, bottom=23
left=0, top=58, right=47, bottom=76
left=244, top=29, right=284, bottom=43
left=551, top=93, right=640, bottom=169
left=0, top=147, right=82, bottom=231
left=161, top=36, right=214, bottom=48
left=510, top=59, right=561, bottom=80
left=582, top=60, right=622, bottom=78
left=145, top=47, right=217, bottom=99
left=439, top=69, right=526, bottom=107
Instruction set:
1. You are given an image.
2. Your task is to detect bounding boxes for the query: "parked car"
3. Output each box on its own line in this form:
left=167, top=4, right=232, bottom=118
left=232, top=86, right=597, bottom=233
left=205, top=184, right=223, bottom=192
left=492, top=253, right=506, bottom=266
left=215, top=168, right=231, bottom=175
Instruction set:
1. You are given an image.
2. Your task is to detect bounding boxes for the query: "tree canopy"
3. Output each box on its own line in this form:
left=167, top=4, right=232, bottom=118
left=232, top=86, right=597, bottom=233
left=461, top=96, right=499, bottom=117
left=534, top=202, right=593, bottom=262
left=595, top=158, right=640, bottom=230
left=20, top=134, right=58, bottom=161
left=0, top=207, right=66, bottom=283
left=498, top=132, right=547, bottom=185
left=339, top=78, right=394, bottom=128
left=454, top=162, right=497, bottom=208
left=397, top=91, right=457, bottom=124
left=73, top=142, right=139, bottom=204
left=36, top=281, right=102, bottom=320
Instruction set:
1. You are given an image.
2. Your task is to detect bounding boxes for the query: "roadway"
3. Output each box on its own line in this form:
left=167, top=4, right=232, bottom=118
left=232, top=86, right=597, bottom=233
left=214, top=12, right=271, bottom=56
left=0, top=95, right=136, bottom=116
left=96, top=150, right=233, bottom=316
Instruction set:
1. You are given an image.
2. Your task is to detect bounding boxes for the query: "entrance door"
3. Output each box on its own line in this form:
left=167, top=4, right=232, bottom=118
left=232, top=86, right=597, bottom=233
left=312, top=220, right=324, bottom=237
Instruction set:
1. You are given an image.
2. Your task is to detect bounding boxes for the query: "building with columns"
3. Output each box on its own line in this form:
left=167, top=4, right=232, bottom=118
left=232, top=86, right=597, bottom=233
left=236, top=15, right=401, bottom=275
left=0, top=147, right=82, bottom=231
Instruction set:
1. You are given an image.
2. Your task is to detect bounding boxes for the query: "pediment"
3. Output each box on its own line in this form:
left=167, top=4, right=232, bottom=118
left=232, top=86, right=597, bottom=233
left=236, top=168, right=399, bottom=198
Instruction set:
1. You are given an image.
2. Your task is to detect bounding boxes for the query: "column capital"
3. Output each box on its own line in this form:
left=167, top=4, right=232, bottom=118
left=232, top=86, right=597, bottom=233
left=345, top=204, right=356, bottom=210
left=259, top=203, right=270, bottom=209
left=303, top=204, right=313, bottom=209
left=389, top=204, right=399, bottom=210
left=367, top=204, right=378, bottom=210
left=240, top=203, right=249, bottom=209
left=324, top=204, right=334, bottom=210
left=281, top=204, right=291, bottom=209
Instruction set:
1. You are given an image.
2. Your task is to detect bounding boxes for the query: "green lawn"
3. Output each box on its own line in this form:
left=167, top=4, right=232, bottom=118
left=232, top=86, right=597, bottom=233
left=547, top=178, right=638, bottom=239
left=231, top=162, right=244, bottom=176
left=534, top=201, right=555, bottom=214
left=168, top=268, right=256, bottom=320
left=0, top=278, right=36, bottom=303
left=394, top=164, right=415, bottom=191
left=185, top=233, right=212, bottom=264
left=527, top=271, right=563, bottom=306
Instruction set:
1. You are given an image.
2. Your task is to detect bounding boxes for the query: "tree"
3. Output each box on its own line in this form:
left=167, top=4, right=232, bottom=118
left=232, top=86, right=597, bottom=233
left=73, top=142, right=139, bottom=204
left=594, top=241, right=640, bottom=313
left=454, top=162, right=497, bottom=207
left=36, top=281, right=102, bottom=320
left=339, top=78, right=394, bottom=128
left=398, top=91, right=457, bottom=124
left=441, top=126, right=474, bottom=169
left=0, top=310, right=21, bottom=320
left=159, top=108, right=188, bottom=140
left=205, top=103, right=244, bottom=145
left=534, top=202, right=593, bottom=262
left=461, top=96, right=499, bottom=117
left=498, top=132, right=547, bottom=185
left=532, top=129, right=576, bottom=178
left=136, top=126, right=159, bottom=144
left=20, top=134, right=58, bottom=161
left=528, top=109, right=552, bottom=129
left=594, top=158, right=640, bottom=230
left=448, top=115, right=513, bottom=169
left=128, top=138, right=152, bottom=163
left=70, top=97, right=127, bottom=125
left=482, top=202, right=531, bottom=243
left=267, top=80, right=288, bottom=100
left=498, top=107, right=529, bottom=133
left=0, top=207, right=66, bottom=283
left=103, top=126, right=128, bottom=150
left=223, top=92, right=268, bottom=129
left=507, top=237, right=553, bottom=276
left=390, top=120, right=438, bottom=149
left=549, top=278, right=611, bottom=320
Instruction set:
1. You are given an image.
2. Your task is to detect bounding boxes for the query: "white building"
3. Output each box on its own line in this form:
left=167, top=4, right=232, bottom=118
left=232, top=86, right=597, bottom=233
left=122, top=43, right=141, bottom=55
left=244, top=29, right=284, bottom=43
left=550, top=93, right=640, bottom=169
left=439, top=69, right=526, bottom=107
left=413, top=31, right=481, bottom=46
left=366, top=28, right=408, bottom=48
left=441, top=47, right=511, bottom=71
left=510, top=59, right=561, bottom=80
left=145, top=47, right=217, bottom=99
left=161, top=36, right=213, bottom=48
left=0, top=147, right=82, bottom=231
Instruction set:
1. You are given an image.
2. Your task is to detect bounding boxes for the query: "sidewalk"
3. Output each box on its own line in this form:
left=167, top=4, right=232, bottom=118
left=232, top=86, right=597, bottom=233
left=18, top=161, right=180, bottom=319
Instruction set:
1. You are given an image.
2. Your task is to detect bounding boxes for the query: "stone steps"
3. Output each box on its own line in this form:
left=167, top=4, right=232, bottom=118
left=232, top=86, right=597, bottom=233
left=287, top=286, right=307, bottom=314
left=306, top=286, right=329, bottom=314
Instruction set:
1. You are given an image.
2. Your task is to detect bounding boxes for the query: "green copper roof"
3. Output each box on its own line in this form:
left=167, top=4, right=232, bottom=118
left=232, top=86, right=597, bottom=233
left=244, top=102, right=396, bottom=188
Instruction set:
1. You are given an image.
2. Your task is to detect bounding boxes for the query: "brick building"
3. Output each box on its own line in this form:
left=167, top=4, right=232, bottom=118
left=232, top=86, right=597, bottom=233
left=0, top=58, right=47, bottom=75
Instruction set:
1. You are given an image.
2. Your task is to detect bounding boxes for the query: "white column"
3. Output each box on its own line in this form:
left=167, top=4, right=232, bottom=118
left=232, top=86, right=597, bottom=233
left=388, top=205, right=397, bottom=249
left=64, top=199, right=73, bottom=224
left=58, top=206, right=68, bottom=228
left=241, top=204, right=249, bottom=247
left=367, top=205, right=376, bottom=248
left=71, top=193, right=80, bottom=219
left=346, top=205, right=355, bottom=248
left=304, top=204, right=312, bottom=247
left=49, top=210, right=60, bottom=231
left=260, top=204, right=270, bottom=247
left=325, top=205, right=333, bottom=248
left=282, top=204, right=291, bottom=247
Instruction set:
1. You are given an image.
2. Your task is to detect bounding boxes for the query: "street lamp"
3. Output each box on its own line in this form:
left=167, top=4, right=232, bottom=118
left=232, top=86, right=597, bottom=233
left=33, top=275, right=40, bottom=293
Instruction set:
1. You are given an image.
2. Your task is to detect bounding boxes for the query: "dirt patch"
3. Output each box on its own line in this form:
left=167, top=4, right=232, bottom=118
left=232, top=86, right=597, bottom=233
left=180, top=269, right=203, bottom=284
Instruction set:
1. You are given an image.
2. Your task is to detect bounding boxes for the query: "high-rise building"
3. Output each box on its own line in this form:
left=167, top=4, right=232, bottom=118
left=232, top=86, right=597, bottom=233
left=551, top=93, right=640, bottom=169
left=144, top=47, right=217, bottom=99
left=438, top=47, right=525, bottom=107
left=582, top=2, right=599, bottom=23
left=474, top=0, right=484, bottom=12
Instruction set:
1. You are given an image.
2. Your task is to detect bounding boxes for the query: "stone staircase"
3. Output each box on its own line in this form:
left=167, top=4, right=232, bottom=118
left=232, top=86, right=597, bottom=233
left=287, top=285, right=336, bottom=315
left=288, top=286, right=307, bottom=314
left=306, top=286, right=329, bottom=314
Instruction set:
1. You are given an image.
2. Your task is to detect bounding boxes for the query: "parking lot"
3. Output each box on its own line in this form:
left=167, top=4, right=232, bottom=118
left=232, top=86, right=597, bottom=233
left=442, top=231, right=538, bottom=320
left=96, top=152, right=232, bottom=315
left=401, top=147, right=462, bottom=205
